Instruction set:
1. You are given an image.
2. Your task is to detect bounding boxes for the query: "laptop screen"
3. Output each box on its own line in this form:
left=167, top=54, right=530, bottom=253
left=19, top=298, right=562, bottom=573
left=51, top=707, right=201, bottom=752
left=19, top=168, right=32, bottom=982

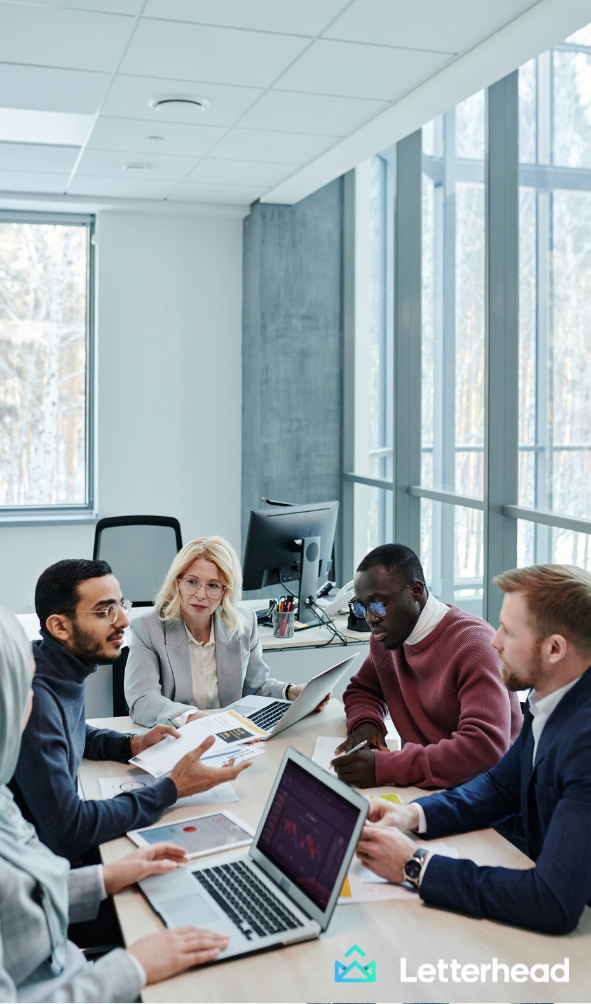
left=256, top=758, right=361, bottom=911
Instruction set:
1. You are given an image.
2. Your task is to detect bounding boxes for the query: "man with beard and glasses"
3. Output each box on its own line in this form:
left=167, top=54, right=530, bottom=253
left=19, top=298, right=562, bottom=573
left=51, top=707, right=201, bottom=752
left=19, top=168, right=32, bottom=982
left=10, top=560, right=251, bottom=866
left=353, top=563, right=591, bottom=934
left=332, top=544, right=521, bottom=789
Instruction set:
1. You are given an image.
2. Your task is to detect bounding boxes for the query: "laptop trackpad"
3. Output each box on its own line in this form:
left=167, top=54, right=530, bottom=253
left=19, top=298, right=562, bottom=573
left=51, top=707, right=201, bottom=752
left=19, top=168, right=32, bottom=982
left=161, top=895, right=219, bottom=928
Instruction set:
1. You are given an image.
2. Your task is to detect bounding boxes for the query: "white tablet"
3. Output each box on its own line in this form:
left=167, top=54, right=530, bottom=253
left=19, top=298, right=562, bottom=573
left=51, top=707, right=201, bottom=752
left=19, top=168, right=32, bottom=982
left=127, top=810, right=255, bottom=860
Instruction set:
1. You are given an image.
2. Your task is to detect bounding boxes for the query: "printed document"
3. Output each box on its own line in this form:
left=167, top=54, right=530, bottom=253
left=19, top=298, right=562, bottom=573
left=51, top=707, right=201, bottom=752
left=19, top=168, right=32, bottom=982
left=98, top=775, right=239, bottom=807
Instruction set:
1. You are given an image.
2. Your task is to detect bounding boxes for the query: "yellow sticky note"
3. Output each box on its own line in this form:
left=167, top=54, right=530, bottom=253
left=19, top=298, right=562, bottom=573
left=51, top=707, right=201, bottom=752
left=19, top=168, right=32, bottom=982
left=339, top=874, right=352, bottom=898
left=370, top=792, right=402, bottom=805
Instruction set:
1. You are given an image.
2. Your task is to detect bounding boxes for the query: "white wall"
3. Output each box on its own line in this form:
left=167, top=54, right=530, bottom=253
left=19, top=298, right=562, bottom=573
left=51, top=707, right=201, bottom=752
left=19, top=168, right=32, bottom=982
left=0, top=208, right=243, bottom=613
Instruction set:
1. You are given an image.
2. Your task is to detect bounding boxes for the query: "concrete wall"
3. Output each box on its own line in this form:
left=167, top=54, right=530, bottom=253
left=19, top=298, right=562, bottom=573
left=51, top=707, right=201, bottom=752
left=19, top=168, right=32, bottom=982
left=0, top=209, right=243, bottom=614
left=241, top=179, right=344, bottom=583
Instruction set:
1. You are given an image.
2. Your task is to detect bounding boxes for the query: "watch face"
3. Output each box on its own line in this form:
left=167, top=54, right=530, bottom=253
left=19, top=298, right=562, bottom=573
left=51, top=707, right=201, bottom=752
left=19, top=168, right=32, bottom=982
left=405, top=859, right=422, bottom=880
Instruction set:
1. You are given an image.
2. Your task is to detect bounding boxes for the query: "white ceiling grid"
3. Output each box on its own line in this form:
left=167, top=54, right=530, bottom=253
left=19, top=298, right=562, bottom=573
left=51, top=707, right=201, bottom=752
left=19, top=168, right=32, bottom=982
left=0, top=0, right=562, bottom=206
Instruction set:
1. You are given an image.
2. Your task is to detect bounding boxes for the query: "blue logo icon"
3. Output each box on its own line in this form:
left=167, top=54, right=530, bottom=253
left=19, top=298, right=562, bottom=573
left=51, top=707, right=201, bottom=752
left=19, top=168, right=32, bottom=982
left=335, top=944, right=377, bottom=982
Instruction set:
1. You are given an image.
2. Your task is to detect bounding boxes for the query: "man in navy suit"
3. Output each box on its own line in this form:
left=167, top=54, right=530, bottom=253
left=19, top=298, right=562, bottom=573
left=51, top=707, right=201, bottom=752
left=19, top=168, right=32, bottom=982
left=355, top=563, right=591, bottom=934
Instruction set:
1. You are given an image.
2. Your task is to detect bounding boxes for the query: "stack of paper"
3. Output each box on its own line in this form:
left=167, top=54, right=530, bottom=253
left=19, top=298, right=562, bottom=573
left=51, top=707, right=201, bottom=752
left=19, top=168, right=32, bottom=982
left=129, top=710, right=267, bottom=778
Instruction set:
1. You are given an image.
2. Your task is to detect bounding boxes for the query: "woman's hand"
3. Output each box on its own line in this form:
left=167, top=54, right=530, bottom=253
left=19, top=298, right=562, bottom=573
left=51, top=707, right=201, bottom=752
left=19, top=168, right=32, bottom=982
left=128, top=927, right=229, bottom=983
left=186, top=711, right=209, bottom=724
left=103, top=842, right=189, bottom=896
left=286, top=684, right=331, bottom=711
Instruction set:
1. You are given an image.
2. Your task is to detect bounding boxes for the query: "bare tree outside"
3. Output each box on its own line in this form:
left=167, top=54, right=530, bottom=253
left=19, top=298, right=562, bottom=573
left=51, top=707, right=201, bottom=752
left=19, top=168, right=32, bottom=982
left=0, top=221, right=88, bottom=507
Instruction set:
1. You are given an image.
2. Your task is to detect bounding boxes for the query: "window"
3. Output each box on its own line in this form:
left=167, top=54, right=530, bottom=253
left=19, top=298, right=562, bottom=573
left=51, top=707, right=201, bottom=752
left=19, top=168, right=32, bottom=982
left=343, top=19, right=591, bottom=622
left=0, top=211, right=94, bottom=521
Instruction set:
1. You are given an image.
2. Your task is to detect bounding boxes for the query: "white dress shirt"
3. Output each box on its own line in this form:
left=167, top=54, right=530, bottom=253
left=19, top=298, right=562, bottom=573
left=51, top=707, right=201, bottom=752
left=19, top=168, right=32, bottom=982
left=405, top=590, right=450, bottom=645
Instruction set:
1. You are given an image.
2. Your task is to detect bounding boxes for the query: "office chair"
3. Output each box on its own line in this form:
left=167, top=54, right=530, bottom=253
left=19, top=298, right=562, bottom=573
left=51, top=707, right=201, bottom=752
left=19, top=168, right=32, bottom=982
left=93, top=515, right=183, bottom=715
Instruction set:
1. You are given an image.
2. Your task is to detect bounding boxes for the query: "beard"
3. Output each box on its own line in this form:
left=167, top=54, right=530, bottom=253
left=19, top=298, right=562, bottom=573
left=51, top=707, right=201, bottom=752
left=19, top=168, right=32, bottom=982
left=501, top=642, right=543, bottom=692
left=71, top=620, right=122, bottom=666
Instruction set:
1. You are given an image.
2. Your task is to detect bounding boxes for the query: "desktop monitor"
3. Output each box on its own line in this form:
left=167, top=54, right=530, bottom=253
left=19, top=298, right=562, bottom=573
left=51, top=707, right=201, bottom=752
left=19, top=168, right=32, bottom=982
left=242, top=501, right=339, bottom=624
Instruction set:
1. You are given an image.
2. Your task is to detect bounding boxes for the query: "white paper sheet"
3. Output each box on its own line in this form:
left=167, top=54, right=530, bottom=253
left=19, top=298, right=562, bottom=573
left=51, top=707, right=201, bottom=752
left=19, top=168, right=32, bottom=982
left=311, top=735, right=343, bottom=774
left=199, top=743, right=267, bottom=767
left=98, top=774, right=239, bottom=808
left=129, top=710, right=266, bottom=777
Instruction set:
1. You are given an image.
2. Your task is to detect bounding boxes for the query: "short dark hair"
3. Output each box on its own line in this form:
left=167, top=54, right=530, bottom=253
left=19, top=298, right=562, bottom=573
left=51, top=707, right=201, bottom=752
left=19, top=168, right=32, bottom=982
left=357, top=544, right=426, bottom=585
left=35, top=558, right=113, bottom=630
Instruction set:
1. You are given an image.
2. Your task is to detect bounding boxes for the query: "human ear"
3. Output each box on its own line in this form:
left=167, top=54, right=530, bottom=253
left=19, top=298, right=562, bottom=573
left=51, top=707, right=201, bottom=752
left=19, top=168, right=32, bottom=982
left=546, top=634, right=568, bottom=663
left=45, top=613, right=72, bottom=642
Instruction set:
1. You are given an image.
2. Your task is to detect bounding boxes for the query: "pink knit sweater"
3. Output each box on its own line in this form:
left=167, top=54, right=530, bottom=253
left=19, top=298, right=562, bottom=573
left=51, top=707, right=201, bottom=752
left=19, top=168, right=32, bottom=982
left=343, top=604, right=522, bottom=788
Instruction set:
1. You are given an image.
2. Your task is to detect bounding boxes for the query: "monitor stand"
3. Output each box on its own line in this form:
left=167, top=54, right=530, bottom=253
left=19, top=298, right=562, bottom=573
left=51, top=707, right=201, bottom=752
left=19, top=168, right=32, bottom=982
left=297, top=536, right=321, bottom=624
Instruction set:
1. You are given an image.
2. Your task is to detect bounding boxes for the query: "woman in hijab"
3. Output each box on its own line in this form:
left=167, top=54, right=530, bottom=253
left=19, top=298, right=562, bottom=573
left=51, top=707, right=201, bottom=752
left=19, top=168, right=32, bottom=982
left=0, top=606, right=228, bottom=1002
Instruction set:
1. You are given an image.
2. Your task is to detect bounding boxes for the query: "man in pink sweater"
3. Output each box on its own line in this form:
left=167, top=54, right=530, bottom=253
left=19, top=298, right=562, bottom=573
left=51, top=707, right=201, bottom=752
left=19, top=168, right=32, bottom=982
left=333, top=544, right=521, bottom=789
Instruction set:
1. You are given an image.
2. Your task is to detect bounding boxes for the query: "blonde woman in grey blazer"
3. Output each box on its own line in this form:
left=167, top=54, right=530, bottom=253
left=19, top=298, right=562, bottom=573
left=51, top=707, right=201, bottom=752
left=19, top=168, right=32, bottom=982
left=0, top=606, right=228, bottom=1003
left=125, top=536, right=318, bottom=728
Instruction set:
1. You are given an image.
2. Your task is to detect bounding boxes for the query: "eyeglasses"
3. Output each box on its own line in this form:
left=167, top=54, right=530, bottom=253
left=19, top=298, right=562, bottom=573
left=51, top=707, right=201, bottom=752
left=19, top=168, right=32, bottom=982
left=351, top=585, right=410, bottom=620
left=179, top=576, right=226, bottom=599
left=68, top=600, right=132, bottom=624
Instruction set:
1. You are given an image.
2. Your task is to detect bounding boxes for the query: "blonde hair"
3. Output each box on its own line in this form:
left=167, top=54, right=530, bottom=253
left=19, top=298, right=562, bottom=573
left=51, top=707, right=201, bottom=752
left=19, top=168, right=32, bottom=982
left=494, top=563, right=591, bottom=653
left=156, top=536, right=246, bottom=639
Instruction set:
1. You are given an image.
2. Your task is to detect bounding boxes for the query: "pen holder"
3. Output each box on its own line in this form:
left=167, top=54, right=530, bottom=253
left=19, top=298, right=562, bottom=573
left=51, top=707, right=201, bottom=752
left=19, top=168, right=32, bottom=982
left=272, top=608, right=295, bottom=639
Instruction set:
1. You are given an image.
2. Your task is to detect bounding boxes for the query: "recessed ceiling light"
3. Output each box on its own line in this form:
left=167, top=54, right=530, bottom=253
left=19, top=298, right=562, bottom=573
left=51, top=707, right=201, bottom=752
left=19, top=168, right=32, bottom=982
left=148, top=94, right=210, bottom=112
left=0, top=107, right=92, bottom=145
left=122, top=163, right=150, bottom=172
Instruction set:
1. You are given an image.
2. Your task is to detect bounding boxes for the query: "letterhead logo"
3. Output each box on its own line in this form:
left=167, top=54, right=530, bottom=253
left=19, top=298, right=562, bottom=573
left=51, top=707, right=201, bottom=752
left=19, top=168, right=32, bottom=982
left=335, top=944, right=377, bottom=982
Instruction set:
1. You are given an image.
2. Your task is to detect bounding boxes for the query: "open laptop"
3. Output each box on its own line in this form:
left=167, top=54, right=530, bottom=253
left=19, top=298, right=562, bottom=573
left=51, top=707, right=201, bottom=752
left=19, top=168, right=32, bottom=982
left=224, top=653, right=360, bottom=738
left=138, top=747, right=368, bottom=962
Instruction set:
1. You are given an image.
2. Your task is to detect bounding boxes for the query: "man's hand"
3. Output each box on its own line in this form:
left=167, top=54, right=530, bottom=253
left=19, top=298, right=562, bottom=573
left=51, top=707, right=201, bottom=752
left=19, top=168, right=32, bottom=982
left=170, top=734, right=252, bottom=799
left=334, top=721, right=388, bottom=755
left=331, top=749, right=377, bottom=787
left=103, top=842, right=189, bottom=896
left=130, top=725, right=181, bottom=758
left=356, top=823, right=419, bottom=883
left=128, top=927, right=229, bottom=984
left=367, top=798, right=421, bottom=832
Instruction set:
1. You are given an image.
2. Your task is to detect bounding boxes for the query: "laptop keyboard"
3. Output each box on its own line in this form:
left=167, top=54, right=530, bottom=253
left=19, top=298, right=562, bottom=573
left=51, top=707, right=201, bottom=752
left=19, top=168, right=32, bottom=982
left=247, top=701, right=290, bottom=731
left=194, top=860, right=304, bottom=941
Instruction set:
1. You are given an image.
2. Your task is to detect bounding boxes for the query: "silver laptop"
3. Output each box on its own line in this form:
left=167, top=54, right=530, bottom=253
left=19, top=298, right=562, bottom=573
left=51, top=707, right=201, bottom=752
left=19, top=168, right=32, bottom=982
left=138, top=747, right=368, bottom=962
left=224, top=653, right=360, bottom=739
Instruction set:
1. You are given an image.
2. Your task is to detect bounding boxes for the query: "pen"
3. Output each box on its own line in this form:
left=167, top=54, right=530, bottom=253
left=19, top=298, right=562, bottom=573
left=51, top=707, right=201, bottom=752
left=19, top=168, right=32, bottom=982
left=334, top=739, right=368, bottom=758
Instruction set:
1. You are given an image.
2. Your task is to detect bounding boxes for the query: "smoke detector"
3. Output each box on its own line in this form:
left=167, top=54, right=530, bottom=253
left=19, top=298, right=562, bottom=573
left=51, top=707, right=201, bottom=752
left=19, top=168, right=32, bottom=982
left=121, top=163, right=150, bottom=172
left=148, top=94, right=210, bottom=112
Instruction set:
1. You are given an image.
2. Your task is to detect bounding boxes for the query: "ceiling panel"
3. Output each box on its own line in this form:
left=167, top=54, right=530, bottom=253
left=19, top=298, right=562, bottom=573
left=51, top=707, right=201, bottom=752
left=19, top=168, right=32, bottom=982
left=167, top=180, right=264, bottom=204
left=102, top=74, right=263, bottom=127
left=240, top=89, right=388, bottom=136
left=0, top=2, right=134, bottom=72
left=87, top=116, right=225, bottom=157
left=143, top=0, right=348, bottom=36
left=210, top=128, right=335, bottom=164
left=0, top=141, right=79, bottom=172
left=277, top=38, right=451, bottom=101
left=325, top=0, right=538, bottom=54
left=7, top=1, right=142, bottom=11
left=0, top=63, right=109, bottom=114
left=119, top=19, right=311, bottom=87
left=67, top=174, right=176, bottom=197
left=0, top=170, right=68, bottom=193
left=76, top=147, right=196, bottom=180
left=185, top=158, right=297, bottom=186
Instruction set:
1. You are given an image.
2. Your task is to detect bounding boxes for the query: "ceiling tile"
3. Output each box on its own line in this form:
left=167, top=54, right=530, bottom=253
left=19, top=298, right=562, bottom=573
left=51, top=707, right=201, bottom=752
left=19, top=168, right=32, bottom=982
left=277, top=38, right=451, bottom=101
left=0, top=2, right=134, bottom=72
left=324, top=0, right=537, bottom=54
left=144, top=0, right=348, bottom=36
left=241, top=89, right=388, bottom=136
left=7, top=1, right=142, bottom=11
left=210, top=128, right=335, bottom=164
left=87, top=116, right=225, bottom=156
left=67, top=174, right=175, bottom=197
left=186, top=159, right=297, bottom=186
left=119, top=19, right=310, bottom=87
left=76, top=147, right=196, bottom=180
left=0, top=170, right=68, bottom=193
left=168, top=180, right=264, bottom=204
left=0, top=108, right=92, bottom=145
left=102, top=74, right=263, bottom=127
left=0, top=63, right=109, bottom=114
left=0, top=142, right=79, bottom=172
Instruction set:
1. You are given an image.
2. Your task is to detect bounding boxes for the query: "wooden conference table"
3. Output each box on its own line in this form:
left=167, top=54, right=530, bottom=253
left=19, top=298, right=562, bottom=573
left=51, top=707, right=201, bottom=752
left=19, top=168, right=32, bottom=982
left=82, top=702, right=591, bottom=1004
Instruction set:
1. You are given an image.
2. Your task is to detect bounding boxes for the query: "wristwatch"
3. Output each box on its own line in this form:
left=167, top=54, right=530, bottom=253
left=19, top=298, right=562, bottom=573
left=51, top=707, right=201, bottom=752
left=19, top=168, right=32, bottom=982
left=403, top=847, right=429, bottom=886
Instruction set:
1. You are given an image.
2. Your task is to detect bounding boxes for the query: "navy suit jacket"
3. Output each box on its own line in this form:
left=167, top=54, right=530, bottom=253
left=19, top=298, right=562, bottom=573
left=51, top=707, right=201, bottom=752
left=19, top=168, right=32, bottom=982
left=416, top=666, right=591, bottom=933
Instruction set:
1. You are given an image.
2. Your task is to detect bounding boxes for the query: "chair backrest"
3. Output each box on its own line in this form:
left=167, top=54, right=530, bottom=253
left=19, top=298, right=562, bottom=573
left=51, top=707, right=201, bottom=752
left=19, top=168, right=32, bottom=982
left=93, top=515, right=182, bottom=606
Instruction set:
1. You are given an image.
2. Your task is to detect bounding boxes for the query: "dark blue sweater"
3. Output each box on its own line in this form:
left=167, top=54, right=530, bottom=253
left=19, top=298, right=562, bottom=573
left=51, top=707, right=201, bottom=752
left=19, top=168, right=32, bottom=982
left=10, top=633, right=177, bottom=862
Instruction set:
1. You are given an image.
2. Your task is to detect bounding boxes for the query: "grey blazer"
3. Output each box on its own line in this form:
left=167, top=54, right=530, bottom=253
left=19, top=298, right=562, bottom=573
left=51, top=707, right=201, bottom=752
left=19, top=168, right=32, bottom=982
left=125, top=605, right=285, bottom=727
left=0, top=856, right=141, bottom=1003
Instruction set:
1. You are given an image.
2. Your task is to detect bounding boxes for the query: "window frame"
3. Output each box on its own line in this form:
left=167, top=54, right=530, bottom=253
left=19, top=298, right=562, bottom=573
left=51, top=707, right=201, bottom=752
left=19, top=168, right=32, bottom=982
left=0, top=209, right=96, bottom=525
